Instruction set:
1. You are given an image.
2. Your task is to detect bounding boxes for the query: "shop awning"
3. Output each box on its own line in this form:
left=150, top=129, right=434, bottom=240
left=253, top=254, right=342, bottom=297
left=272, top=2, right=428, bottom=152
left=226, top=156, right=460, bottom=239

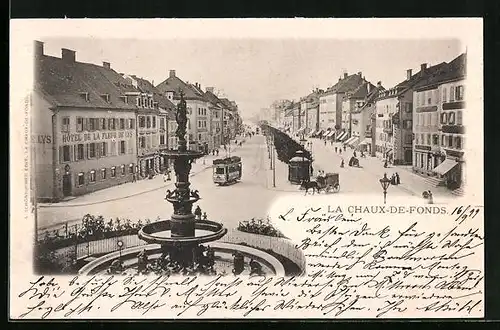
left=433, top=159, right=458, bottom=175
left=344, top=136, right=356, bottom=145
left=359, top=137, right=372, bottom=145
left=325, top=130, right=335, bottom=137
left=348, top=137, right=360, bottom=147
left=336, top=131, right=346, bottom=141
left=385, top=148, right=393, bottom=155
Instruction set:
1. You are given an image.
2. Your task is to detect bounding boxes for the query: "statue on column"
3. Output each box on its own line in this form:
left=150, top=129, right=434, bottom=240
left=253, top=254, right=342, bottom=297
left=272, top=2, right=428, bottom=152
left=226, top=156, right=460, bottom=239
left=175, top=91, right=188, bottom=140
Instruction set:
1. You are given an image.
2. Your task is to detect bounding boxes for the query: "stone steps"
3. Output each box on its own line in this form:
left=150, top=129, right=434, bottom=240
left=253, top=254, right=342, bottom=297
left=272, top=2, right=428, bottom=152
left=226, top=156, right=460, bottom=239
left=423, top=176, right=446, bottom=187
left=451, top=186, right=465, bottom=196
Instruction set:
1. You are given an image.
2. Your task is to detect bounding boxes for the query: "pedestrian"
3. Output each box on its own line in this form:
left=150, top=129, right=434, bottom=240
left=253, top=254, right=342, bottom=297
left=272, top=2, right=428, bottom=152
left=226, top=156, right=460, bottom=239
left=384, top=159, right=388, bottom=168
left=132, top=172, right=137, bottom=183
left=343, top=145, right=346, bottom=152
left=324, top=140, right=327, bottom=146
left=353, top=151, right=357, bottom=157
left=340, top=159, right=344, bottom=168
left=339, top=149, right=342, bottom=155
left=395, top=172, right=400, bottom=185
left=335, top=147, right=338, bottom=153
left=216, top=149, right=219, bottom=156
left=163, top=171, right=168, bottom=183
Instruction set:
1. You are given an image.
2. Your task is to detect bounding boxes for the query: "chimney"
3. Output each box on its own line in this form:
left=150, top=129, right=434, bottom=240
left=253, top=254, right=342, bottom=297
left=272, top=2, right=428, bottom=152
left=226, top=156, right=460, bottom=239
left=420, top=63, right=427, bottom=73
left=61, top=48, right=76, bottom=63
left=206, top=87, right=214, bottom=93
left=367, top=83, right=371, bottom=94
left=357, top=71, right=362, bottom=76
left=344, top=72, right=348, bottom=79
left=103, top=61, right=111, bottom=69
left=169, top=70, right=176, bottom=78
left=406, top=69, right=412, bottom=80
left=34, top=40, right=44, bottom=57
left=377, top=81, right=382, bottom=87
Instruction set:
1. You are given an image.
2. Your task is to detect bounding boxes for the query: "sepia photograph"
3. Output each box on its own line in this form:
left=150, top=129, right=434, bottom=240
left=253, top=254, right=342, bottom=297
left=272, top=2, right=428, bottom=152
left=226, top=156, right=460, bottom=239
left=10, top=19, right=484, bottom=319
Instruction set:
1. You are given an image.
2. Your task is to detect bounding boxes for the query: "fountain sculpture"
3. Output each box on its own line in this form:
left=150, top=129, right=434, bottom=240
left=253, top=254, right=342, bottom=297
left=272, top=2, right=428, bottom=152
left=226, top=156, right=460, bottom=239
left=78, top=91, right=288, bottom=277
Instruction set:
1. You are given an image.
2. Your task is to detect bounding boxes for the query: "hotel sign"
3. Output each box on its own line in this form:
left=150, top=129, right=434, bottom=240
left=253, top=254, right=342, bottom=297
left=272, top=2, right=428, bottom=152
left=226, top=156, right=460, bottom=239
left=62, top=130, right=134, bottom=143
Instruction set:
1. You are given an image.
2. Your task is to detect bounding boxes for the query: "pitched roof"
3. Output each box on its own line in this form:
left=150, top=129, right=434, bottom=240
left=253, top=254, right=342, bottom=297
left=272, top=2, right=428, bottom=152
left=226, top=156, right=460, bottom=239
left=155, top=75, right=206, bottom=101
left=34, top=54, right=139, bottom=110
left=352, top=85, right=385, bottom=113
left=376, top=61, right=449, bottom=100
left=128, top=75, right=176, bottom=110
left=413, top=53, right=466, bottom=91
left=323, top=73, right=365, bottom=96
left=344, top=82, right=376, bottom=101
left=204, top=91, right=224, bottom=108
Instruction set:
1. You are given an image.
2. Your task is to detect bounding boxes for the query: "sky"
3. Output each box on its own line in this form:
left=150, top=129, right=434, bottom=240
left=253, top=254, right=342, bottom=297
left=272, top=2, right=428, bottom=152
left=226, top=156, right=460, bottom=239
left=40, top=38, right=463, bottom=120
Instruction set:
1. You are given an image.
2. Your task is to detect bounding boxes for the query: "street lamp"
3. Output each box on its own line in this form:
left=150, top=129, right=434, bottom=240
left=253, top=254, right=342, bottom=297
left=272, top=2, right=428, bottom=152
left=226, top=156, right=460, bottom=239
left=117, top=240, right=124, bottom=261
left=379, top=173, right=391, bottom=204
left=272, top=135, right=276, bottom=188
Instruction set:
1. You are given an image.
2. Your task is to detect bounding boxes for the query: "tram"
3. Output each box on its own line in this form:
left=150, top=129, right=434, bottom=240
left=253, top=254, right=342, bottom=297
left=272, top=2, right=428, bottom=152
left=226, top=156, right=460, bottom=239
left=213, top=156, right=242, bottom=185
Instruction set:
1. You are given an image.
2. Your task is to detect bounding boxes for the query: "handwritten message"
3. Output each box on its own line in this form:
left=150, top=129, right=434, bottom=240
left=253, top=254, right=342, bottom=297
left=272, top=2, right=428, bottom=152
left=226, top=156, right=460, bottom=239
left=11, top=198, right=484, bottom=319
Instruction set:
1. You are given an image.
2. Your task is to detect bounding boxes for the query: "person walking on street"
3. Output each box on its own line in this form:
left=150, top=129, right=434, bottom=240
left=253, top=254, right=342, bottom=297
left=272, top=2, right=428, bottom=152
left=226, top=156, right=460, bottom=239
left=335, top=146, right=338, bottom=153
left=395, top=172, right=400, bottom=185
left=353, top=151, right=357, bottom=157
left=340, top=159, right=345, bottom=168
left=343, top=145, right=346, bottom=152
left=324, top=140, right=327, bottom=146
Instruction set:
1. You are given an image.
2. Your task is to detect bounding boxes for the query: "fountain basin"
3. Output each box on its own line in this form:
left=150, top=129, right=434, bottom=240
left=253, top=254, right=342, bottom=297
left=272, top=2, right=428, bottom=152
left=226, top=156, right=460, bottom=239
left=78, top=242, right=286, bottom=276
left=138, top=220, right=228, bottom=245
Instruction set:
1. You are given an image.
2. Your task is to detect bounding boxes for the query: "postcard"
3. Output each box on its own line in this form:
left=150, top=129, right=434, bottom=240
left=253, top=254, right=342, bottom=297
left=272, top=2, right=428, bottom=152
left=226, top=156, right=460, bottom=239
left=9, top=18, right=483, bottom=319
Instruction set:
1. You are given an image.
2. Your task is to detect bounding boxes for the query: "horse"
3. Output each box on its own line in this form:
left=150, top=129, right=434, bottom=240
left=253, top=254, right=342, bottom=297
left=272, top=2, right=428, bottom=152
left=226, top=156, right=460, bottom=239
left=300, top=180, right=319, bottom=195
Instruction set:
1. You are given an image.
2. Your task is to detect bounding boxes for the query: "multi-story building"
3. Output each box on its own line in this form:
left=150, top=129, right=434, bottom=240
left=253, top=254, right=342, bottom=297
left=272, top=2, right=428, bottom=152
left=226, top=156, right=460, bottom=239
left=301, top=90, right=322, bottom=136
left=413, top=53, right=466, bottom=191
left=375, top=62, right=448, bottom=165
left=122, top=74, right=178, bottom=176
left=32, top=41, right=138, bottom=202
left=156, top=70, right=209, bottom=152
left=341, top=81, right=376, bottom=147
left=283, top=106, right=294, bottom=133
left=204, top=87, right=224, bottom=150
left=319, top=72, right=366, bottom=136
left=350, top=82, right=384, bottom=154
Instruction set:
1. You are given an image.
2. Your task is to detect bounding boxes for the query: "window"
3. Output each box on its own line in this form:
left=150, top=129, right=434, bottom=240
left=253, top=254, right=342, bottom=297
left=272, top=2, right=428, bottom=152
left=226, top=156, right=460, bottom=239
left=140, top=136, right=146, bottom=148
left=61, top=117, right=70, bottom=132
left=405, top=134, right=412, bottom=144
left=427, top=91, right=432, bottom=105
left=455, top=136, right=462, bottom=149
left=146, top=116, right=151, bottom=128
left=120, top=165, right=126, bottom=176
left=442, top=87, right=447, bottom=103
left=100, top=142, right=107, bottom=157
left=110, top=167, right=116, bottom=178
left=441, top=135, right=446, bottom=146
left=440, top=113, right=447, bottom=124
left=403, top=120, right=412, bottom=129
left=152, top=116, right=156, bottom=128
left=129, top=164, right=134, bottom=174
left=101, top=168, right=106, bottom=180
left=457, top=111, right=463, bottom=125
left=149, top=99, right=154, bottom=108
left=77, top=144, right=85, bottom=160
left=128, top=118, right=135, bottom=129
left=139, top=116, right=145, bottom=128
left=99, top=118, right=106, bottom=130
left=120, top=118, right=125, bottom=130
left=136, top=97, right=141, bottom=107
left=416, top=134, right=420, bottom=144
left=76, top=117, right=84, bottom=132
left=62, top=145, right=71, bottom=162
left=450, top=86, right=456, bottom=101
left=160, top=118, right=165, bottom=129
left=78, top=172, right=85, bottom=186
left=88, top=143, right=96, bottom=158
left=426, top=134, right=431, bottom=145
left=108, top=118, right=116, bottom=130
left=456, top=85, right=465, bottom=101
left=198, top=133, right=202, bottom=141
left=90, top=170, right=96, bottom=183
left=448, top=135, right=453, bottom=148
left=110, top=141, right=116, bottom=155
left=119, top=141, right=126, bottom=154
left=432, top=134, right=439, bottom=146
left=160, top=134, right=165, bottom=145
left=89, top=118, right=97, bottom=131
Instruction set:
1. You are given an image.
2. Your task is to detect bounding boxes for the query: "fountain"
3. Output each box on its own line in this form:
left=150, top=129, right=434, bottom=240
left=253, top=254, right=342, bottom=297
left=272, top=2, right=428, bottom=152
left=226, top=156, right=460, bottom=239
left=78, top=91, right=287, bottom=276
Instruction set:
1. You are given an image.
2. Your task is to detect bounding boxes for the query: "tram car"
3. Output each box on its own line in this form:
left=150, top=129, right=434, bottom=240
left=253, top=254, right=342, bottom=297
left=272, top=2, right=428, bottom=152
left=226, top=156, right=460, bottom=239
left=213, top=156, right=242, bottom=185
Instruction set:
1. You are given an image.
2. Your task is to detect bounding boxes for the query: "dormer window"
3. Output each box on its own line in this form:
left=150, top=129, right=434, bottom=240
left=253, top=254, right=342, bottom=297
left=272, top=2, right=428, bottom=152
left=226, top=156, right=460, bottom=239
left=153, top=101, right=158, bottom=109
left=136, top=97, right=141, bottom=107
left=101, top=94, right=110, bottom=103
left=149, top=99, right=154, bottom=108
left=143, top=97, right=148, bottom=108
left=79, top=92, right=89, bottom=102
left=119, top=96, right=128, bottom=104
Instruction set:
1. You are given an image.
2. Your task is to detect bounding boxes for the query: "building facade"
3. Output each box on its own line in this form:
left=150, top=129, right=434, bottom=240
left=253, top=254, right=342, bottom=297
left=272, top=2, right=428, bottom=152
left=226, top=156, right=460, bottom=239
left=33, top=42, right=139, bottom=202
left=412, top=53, right=466, bottom=191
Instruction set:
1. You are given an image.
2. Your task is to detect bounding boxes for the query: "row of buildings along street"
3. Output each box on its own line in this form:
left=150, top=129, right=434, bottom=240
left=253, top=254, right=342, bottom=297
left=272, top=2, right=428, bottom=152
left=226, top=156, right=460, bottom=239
left=265, top=52, right=467, bottom=195
left=32, top=41, right=243, bottom=203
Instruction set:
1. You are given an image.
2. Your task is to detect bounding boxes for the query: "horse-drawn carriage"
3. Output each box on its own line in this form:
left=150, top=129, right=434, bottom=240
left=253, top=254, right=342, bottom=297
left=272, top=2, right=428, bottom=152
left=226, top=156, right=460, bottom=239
left=300, top=172, right=340, bottom=194
left=213, top=156, right=242, bottom=185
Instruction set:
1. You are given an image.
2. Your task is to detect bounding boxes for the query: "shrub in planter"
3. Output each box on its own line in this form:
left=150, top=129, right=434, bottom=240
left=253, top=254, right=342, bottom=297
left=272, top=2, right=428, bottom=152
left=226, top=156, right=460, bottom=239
left=237, top=217, right=285, bottom=238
